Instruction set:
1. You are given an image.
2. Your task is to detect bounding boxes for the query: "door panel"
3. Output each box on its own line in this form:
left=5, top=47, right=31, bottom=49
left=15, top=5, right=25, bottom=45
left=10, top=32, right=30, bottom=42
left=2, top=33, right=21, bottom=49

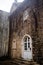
left=22, top=35, right=32, bottom=60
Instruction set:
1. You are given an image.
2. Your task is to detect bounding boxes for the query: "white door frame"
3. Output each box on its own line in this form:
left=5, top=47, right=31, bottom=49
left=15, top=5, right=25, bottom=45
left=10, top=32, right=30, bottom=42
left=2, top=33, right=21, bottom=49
left=21, top=34, right=32, bottom=60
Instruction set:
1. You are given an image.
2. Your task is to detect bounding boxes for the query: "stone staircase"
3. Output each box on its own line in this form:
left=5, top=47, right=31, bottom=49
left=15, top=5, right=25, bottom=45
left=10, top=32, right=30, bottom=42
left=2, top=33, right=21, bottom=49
left=10, top=58, right=40, bottom=65
left=0, top=58, right=40, bottom=65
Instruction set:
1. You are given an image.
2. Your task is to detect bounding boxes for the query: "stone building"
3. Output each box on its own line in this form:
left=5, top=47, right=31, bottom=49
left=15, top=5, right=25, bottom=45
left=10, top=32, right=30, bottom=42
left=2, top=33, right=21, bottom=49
left=10, top=1, right=21, bottom=14
left=0, top=10, right=9, bottom=57
left=9, top=0, right=43, bottom=64
left=0, top=0, right=43, bottom=65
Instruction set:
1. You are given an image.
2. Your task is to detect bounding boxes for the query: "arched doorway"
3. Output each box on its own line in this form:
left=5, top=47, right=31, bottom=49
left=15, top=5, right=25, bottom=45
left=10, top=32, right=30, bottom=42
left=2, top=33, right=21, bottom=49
left=22, top=34, right=32, bottom=60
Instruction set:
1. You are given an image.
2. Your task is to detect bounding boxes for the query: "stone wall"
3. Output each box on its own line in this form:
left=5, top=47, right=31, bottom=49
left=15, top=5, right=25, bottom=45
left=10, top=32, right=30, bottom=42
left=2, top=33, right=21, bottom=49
left=31, top=3, right=43, bottom=64
left=9, top=0, right=43, bottom=64
left=10, top=2, right=21, bottom=14
left=0, top=10, right=9, bottom=57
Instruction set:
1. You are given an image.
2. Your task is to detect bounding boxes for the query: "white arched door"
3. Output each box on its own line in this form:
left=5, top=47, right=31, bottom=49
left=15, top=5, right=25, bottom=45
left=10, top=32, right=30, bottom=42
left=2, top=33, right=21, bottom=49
left=22, top=34, right=32, bottom=60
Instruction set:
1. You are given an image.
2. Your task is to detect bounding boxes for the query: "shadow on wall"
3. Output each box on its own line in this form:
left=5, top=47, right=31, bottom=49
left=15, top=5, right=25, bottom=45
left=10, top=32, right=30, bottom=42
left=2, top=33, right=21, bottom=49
left=0, top=55, right=10, bottom=61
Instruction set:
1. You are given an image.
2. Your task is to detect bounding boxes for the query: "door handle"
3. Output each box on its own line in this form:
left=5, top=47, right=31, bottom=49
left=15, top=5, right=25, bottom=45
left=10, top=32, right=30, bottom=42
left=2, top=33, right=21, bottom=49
left=30, top=48, right=31, bottom=50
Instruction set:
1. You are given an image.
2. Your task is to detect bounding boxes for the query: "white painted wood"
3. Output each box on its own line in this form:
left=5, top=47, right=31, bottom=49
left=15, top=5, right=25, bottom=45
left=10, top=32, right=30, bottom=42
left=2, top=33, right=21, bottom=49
left=21, top=34, right=32, bottom=60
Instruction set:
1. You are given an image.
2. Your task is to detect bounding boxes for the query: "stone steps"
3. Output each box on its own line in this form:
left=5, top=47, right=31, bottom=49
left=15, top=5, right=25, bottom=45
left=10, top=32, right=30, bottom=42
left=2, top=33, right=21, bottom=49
left=10, top=58, right=40, bottom=65
left=0, top=58, right=40, bottom=65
